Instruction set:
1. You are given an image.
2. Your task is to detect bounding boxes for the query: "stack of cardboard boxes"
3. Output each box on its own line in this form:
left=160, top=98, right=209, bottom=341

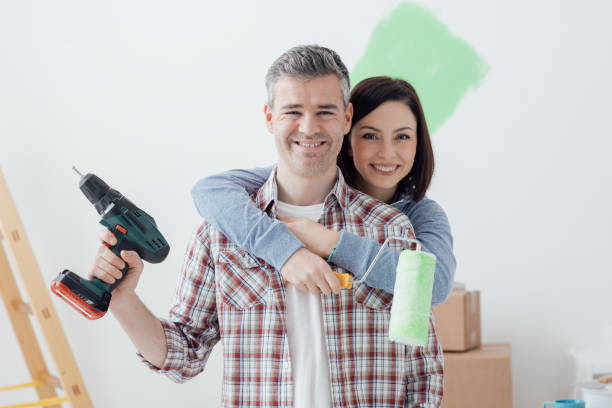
left=432, top=287, right=512, bottom=408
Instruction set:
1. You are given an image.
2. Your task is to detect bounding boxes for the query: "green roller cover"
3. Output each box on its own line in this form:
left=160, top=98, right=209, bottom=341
left=388, top=250, right=436, bottom=346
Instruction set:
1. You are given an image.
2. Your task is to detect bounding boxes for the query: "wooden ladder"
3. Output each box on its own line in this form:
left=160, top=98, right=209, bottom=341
left=0, top=169, right=93, bottom=408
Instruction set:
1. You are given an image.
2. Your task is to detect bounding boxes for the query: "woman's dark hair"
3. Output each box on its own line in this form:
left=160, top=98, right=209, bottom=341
left=337, top=76, right=434, bottom=202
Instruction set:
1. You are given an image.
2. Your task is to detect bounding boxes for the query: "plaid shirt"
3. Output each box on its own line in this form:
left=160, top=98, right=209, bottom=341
left=145, top=169, right=444, bottom=407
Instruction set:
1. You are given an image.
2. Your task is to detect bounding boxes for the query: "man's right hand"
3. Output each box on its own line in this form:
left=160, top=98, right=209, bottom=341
left=280, top=248, right=341, bottom=295
left=88, top=228, right=144, bottom=304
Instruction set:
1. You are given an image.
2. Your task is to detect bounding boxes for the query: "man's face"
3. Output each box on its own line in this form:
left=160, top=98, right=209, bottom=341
left=265, top=74, right=353, bottom=178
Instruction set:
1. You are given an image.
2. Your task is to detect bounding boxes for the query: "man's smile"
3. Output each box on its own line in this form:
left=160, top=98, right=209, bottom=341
left=293, top=140, right=327, bottom=150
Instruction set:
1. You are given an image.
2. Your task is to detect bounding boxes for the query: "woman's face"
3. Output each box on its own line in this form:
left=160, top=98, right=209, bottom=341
left=349, top=101, right=418, bottom=203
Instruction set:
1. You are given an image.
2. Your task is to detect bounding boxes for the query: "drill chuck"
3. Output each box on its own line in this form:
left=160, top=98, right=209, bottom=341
left=78, top=173, right=124, bottom=216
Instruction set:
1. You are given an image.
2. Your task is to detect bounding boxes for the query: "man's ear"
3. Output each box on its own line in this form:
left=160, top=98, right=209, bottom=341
left=264, top=103, right=274, bottom=133
left=343, top=102, right=353, bottom=134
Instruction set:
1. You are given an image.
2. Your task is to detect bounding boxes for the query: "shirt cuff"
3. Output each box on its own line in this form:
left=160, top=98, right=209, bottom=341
left=137, top=318, right=185, bottom=373
left=265, top=222, right=305, bottom=270
left=329, top=230, right=364, bottom=278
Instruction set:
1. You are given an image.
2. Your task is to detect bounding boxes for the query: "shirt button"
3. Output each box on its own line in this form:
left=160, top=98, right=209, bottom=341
left=283, top=361, right=290, bottom=369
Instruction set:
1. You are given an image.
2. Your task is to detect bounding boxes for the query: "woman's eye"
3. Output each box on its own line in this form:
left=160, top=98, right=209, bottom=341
left=362, top=133, right=377, bottom=140
left=397, top=133, right=412, bottom=140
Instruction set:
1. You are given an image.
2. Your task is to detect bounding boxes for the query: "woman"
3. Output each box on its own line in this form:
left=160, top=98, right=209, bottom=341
left=191, top=76, right=455, bottom=306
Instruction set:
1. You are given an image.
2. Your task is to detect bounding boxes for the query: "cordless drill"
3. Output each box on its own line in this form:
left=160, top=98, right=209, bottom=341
left=50, top=167, right=170, bottom=320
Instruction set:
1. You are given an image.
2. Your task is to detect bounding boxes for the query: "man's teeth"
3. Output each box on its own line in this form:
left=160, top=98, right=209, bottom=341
left=373, top=165, right=397, bottom=172
left=296, top=141, right=322, bottom=147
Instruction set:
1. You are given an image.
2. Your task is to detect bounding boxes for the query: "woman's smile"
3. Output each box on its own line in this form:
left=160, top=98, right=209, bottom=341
left=370, top=163, right=402, bottom=175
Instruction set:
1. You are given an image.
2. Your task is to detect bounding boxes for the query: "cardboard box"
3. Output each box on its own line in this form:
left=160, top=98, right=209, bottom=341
left=432, top=289, right=481, bottom=351
left=442, top=343, right=512, bottom=408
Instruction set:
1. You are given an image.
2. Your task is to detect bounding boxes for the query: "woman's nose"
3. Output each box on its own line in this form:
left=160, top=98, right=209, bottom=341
left=378, top=138, right=395, bottom=158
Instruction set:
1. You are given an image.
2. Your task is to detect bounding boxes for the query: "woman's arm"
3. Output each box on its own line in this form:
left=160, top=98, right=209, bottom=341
left=330, top=197, right=455, bottom=305
left=190, top=166, right=304, bottom=269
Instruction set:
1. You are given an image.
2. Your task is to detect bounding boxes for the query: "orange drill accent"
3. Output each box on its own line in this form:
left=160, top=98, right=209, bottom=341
left=49, top=281, right=105, bottom=320
left=115, top=225, right=127, bottom=235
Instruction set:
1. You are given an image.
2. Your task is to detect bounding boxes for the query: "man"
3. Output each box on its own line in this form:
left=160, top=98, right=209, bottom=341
left=90, top=45, right=443, bottom=407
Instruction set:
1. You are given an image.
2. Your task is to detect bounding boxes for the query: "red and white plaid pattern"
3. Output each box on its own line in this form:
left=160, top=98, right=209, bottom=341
left=147, top=169, right=444, bottom=407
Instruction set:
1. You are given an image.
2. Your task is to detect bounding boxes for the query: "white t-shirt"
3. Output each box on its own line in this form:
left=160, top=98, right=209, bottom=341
left=276, top=200, right=332, bottom=408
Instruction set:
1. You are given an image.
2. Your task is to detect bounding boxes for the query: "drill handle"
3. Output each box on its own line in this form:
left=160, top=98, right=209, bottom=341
left=104, top=227, right=133, bottom=292
left=108, top=260, right=129, bottom=292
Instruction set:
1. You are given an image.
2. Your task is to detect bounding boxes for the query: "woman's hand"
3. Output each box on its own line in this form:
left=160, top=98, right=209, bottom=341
left=278, top=216, right=340, bottom=259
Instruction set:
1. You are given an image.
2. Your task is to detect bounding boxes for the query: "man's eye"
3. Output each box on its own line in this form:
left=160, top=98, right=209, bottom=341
left=284, top=111, right=300, bottom=117
left=318, top=111, right=333, bottom=116
left=362, top=133, right=377, bottom=140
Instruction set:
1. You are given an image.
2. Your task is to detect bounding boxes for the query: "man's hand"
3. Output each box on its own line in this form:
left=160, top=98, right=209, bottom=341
left=279, top=216, right=340, bottom=259
left=88, top=228, right=145, bottom=305
left=281, top=248, right=341, bottom=295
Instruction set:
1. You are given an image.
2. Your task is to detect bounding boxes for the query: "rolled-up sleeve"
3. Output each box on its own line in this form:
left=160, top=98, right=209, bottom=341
left=139, top=223, right=220, bottom=383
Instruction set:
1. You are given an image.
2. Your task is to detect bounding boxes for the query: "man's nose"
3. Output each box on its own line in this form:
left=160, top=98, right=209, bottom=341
left=298, top=113, right=320, bottom=136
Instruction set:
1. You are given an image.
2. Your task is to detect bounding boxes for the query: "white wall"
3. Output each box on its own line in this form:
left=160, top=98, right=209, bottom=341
left=1, top=1, right=611, bottom=407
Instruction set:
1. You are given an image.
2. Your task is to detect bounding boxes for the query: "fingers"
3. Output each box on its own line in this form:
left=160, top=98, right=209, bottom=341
left=312, top=271, right=332, bottom=295
left=304, top=282, right=320, bottom=295
left=90, top=253, right=124, bottom=284
left=121, top=250, right=144, bottom=271
left=295, top=264, right=335, bottom=295
left=323, top=270, right=342, bottom=294
left=293, top=278, right=324, bottom=295
left=281, top=248, right=342, bottom=295
left=89, top=244, right=143, bottom=285
left=278, top=216, right=299, bottom=222
left=95, top=257, right=123, bottom=279
left=99, top=228, right=117, bottom=246
left=599, top=374, right=612, bottom=384
left=97, top=244, right=125, bottom=270
left=294, top=283, right=308, bottom=292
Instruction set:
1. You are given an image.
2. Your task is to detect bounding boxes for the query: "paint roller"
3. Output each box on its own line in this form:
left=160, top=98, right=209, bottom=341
left=335, top=237, right=436, bottom=346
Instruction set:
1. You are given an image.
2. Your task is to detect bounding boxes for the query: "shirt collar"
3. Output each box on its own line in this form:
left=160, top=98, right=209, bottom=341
left=255, top=166, right=350, bottom=216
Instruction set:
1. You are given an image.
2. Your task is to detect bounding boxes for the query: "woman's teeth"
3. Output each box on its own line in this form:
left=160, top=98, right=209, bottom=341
left=372, top=165, right=398, bottom=173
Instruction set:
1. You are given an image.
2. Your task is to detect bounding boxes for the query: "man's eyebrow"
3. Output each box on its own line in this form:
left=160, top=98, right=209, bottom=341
left=280, top=104, right=340, bottom=111
left=280, top=104, right=303, bottom=110
left=317, top=104, right=339, bottom=111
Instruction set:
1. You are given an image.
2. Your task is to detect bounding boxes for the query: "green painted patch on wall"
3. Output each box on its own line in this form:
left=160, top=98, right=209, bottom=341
left=351, top=3, right=489, bottom=133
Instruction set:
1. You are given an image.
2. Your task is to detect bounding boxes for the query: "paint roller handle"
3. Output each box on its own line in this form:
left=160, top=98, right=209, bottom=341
left=333, top=271, right=353, bottom=289
left=352, top=237, right=421, bottom=285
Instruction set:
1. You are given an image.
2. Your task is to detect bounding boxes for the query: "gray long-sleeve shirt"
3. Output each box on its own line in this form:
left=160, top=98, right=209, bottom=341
left=191, top=165, right=456, bottom=305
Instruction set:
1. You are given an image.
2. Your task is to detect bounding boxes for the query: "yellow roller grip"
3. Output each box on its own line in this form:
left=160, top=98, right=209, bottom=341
left=282, top=272, right=353, bottom=289
left=334, top=271, right=353, bottom=289
left=0, top=396, right=69, bottom=408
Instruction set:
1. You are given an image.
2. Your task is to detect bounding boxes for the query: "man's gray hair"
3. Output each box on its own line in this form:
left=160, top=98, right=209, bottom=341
left=265, top=45, right=350, bottom=108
